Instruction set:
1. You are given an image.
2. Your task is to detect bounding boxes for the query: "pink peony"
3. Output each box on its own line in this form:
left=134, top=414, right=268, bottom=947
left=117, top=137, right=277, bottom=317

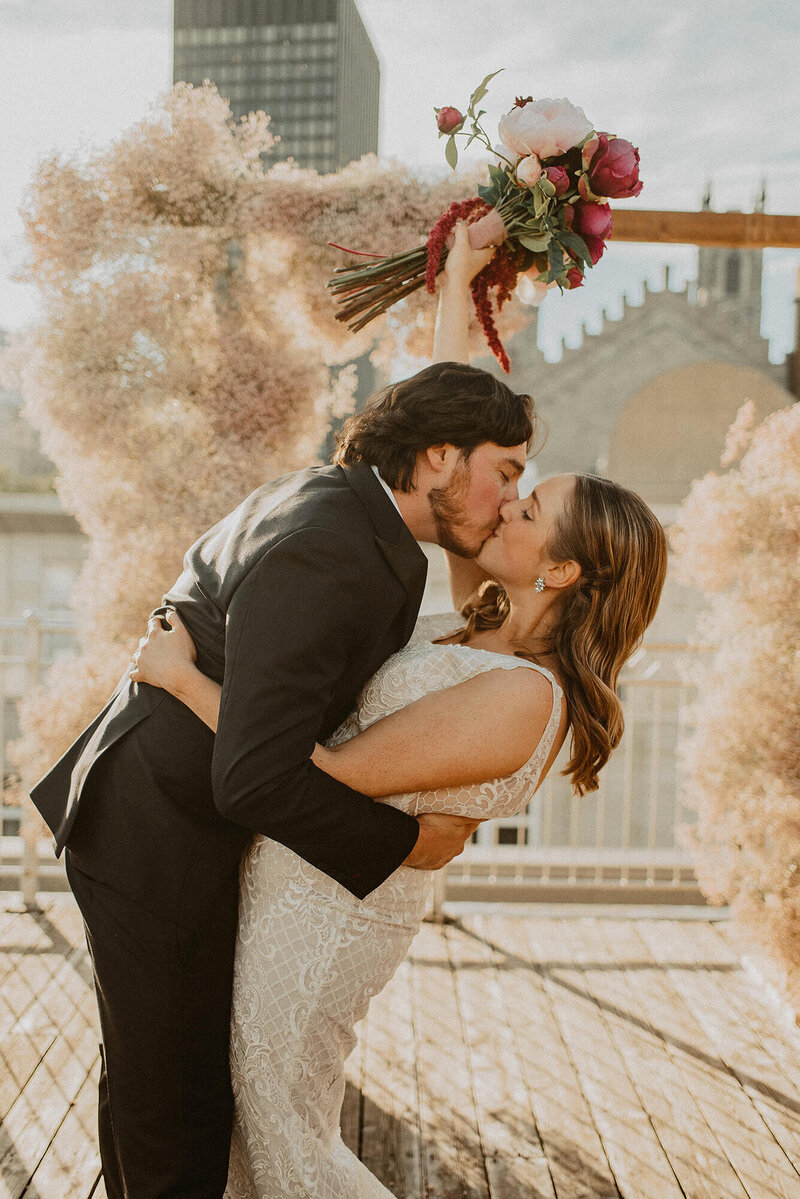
left=499, top=97, right=593, bottom=161
left=437, top=107, right=464, bottom=134
left=516, top=154, right=543, bottom=187
left=544, top=165, right=570, bottom=195
left=580, top=133, right=642, bottom=199
left=572, top=200, right=613, bottom=264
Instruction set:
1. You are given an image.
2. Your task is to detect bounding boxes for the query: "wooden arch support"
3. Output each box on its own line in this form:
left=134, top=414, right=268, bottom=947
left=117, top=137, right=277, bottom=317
left=611, top=210, right=800, bottom=249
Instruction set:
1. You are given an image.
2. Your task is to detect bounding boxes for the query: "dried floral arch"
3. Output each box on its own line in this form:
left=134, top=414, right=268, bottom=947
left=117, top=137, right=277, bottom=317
left=13, top=83, right=530, bottom=779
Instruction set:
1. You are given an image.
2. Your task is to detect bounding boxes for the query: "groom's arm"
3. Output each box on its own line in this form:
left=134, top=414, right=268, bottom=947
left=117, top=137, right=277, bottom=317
left=210, top=526, right=421, bottom=899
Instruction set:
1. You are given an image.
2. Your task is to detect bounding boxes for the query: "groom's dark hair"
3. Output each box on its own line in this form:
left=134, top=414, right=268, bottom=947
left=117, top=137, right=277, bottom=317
left=333, top=361, right=536, bottom=492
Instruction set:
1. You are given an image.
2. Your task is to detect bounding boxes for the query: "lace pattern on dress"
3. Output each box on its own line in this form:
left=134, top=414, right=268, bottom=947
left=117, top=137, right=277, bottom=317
left=224, top=611, right=564, bottom=1198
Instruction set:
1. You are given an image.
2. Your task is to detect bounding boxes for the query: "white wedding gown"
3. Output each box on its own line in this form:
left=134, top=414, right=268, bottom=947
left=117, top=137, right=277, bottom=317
left=224, top=613, right=564, bottom=1199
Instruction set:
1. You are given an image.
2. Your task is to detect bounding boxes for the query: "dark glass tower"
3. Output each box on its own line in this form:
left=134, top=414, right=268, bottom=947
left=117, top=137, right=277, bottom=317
left=173, top=0, right=380, bottom=173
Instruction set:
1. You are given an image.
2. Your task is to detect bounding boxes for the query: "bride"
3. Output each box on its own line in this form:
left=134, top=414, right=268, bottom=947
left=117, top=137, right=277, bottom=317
left=132, top=226, right=667, bottom=1198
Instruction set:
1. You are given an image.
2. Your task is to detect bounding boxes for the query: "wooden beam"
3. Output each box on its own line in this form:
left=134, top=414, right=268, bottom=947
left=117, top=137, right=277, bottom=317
left=611, top=209, right=800, bottom=249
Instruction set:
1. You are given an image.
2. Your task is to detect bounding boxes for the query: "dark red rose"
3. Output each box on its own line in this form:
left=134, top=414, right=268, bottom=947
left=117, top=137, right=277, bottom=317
left=437, top=107, right=464, bottom=134
left=582, top=134, right=642, bottom=199
left=544, top=165, right=570, bottom=195
left=572, top=200, right=613, bottom=264
left=566, top=267, right=584, bottom=289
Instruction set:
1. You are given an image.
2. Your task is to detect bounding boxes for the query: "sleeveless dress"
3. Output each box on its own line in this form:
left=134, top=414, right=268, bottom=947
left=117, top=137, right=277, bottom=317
left=224, top=613, right=564, bottom=1199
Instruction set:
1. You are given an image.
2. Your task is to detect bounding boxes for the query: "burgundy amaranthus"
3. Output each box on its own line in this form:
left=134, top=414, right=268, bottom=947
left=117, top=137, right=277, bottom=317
left=424, top=197, right=489, bottom=292
left=469, top=245, right=527, bottom=373
left=424, top=199, right=526, bottom=372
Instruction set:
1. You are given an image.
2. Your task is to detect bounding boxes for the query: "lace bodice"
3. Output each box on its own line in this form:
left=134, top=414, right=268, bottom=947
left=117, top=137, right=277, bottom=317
left=327, top=611, right=564, bottom=821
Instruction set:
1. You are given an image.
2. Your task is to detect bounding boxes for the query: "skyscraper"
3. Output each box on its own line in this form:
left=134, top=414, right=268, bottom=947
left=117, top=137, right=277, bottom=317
left=173, top=0, right=380, bottom=174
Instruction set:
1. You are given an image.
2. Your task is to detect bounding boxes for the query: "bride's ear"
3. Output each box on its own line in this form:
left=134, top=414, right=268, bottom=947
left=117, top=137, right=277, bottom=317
left=544, top=559, right=581, bottom=591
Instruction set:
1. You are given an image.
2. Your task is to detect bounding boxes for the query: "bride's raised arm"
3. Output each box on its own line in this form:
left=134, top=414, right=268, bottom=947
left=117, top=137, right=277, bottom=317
left=432, top=223, right=498, bottom=609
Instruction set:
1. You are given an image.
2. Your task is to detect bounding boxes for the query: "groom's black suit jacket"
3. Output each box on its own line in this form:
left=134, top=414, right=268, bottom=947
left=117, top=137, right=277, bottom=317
left=30, top=462, right=426, bottom=917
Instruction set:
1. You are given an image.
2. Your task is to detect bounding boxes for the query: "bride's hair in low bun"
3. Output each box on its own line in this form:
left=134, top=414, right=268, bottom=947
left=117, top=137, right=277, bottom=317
left=460, top=474, right=667, bottom=795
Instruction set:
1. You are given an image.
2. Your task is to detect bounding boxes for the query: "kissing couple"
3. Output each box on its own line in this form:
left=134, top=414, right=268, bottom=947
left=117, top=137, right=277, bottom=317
left=31, top=226, right=667, bottom=1198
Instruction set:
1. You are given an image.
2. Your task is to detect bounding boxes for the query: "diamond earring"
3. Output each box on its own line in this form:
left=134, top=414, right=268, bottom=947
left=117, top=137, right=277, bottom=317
left=535, top=577, right=546, bottom=594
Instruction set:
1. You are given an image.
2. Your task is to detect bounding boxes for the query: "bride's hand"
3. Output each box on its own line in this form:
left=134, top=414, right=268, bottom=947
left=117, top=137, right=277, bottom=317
left=130, top=609, right=198, bottom=694
left=442, top=221, right=496, bottom=290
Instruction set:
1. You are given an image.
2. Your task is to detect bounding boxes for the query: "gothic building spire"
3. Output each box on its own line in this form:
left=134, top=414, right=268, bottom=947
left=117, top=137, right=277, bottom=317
left=697, top=185, right=763, bottom=337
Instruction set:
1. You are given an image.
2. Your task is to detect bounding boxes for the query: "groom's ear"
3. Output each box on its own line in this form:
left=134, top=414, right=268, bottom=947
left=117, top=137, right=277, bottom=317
left=423, top=443, right=458, bottom=475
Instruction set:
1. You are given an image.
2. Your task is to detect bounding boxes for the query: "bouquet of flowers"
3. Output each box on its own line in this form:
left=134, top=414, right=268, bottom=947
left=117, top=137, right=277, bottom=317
left=328, top=72, right=642, bottom=371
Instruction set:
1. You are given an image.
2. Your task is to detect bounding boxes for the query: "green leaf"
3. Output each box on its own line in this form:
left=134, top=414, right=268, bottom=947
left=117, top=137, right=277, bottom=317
left=533, top=193, right=549, bottom=219
left=469, top=69, right=503, bottom=104
left=558, top=230, right=592, bottom=264
left=547, top=245, right=565, bottom=282
left=445, top=135, right=459, bottom=170
left=477, top=183, right=500, bottom=205
left=518, top=233, right=552, bottom=253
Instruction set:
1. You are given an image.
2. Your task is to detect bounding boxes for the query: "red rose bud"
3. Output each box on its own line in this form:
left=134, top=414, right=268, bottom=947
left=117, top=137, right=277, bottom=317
left=566, top=267, right=584, bottom=289
left=437, top=107, right=464, bottom=134
left=584, top=133, right=642, bottom=199
left=572, top=200, right=613, bottom=264
left=544, top=165, right=570, bottom=196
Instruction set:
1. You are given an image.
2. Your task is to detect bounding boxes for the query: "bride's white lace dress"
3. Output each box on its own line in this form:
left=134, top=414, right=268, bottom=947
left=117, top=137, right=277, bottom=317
left=224, top=614, right=564, bottom=1199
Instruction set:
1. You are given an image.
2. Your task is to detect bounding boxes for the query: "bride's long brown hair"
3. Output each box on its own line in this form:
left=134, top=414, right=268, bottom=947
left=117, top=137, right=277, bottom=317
left=459, top=474, right=668, bottom=794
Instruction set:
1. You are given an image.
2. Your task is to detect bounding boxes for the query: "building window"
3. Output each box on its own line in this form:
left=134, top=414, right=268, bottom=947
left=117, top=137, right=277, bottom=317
left=42, top=562, right=78, bottom=612
left=725, top=252, right=740, bottom=296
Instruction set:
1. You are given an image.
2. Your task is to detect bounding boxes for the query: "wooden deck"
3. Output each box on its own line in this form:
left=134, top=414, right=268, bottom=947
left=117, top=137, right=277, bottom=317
left=1, top=897, right=799, bottom=1199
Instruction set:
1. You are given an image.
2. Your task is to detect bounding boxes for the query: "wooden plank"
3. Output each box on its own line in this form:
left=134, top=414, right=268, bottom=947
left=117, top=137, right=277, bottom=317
left=0, top=904, right=98, bottom=1199
left=563, top=915, right=750, bottom=1199
left=596, top=917, right=800, bottom=1199
left=26, top=1065, right=102, bottom=1199
left=523, top=915, right=681, bottom=1199
left=497, top=914, right=626, bottom=1199
left=0, top=1016, right=90, bottom=1199
left=449, top=915, right=556, bottom=1199
left=359, top=953, right=424, bottom=1198
left=409, top=921, right=490, bottom=1199
left=710, top=921, right=800, bottom=1073
left=635, top=919, right=800, bottom=1173
left=612, top=209, right=800, bottom=249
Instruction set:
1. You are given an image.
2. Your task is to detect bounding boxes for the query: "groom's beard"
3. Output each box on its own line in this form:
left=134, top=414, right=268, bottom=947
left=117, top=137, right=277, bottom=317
left=429, top=460, right=486, bottom=559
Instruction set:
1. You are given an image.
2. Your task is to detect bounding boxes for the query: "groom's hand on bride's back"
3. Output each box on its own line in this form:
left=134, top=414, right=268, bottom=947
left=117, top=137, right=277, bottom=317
left=403, top=813, right=481, bottom=870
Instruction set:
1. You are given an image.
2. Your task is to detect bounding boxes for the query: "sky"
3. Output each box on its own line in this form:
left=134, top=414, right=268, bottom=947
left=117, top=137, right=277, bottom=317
left=1, top=0, right=799, bottom=362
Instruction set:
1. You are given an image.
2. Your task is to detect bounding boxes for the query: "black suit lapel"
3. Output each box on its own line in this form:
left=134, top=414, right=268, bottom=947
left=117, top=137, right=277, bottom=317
left=342, top=463, right=427, bottom=641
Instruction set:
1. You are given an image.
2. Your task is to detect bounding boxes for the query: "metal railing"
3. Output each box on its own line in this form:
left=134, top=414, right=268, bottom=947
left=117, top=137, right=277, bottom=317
left=437, top=643, right=707, bottom=908
left=0, top=613, right=79, bottom=904
left=1, top=617, right=707, bottom=907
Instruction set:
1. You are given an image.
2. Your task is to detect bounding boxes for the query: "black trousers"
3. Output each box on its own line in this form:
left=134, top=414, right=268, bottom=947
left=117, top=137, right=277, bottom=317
left=67, top=856, right=238, bottom=1199
left=63, top=706, right=246, bottom=1199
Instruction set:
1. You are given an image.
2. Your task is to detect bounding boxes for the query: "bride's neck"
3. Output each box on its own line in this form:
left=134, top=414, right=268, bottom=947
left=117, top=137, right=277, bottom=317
left=463, top=594, right=560, bottom=658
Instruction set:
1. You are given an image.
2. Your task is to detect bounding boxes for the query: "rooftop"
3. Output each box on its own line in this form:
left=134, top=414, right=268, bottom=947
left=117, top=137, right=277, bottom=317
left=1, top=895, right=798, bottom=1198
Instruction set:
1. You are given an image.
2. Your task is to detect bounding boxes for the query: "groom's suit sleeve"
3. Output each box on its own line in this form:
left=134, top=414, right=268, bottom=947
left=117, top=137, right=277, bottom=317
left=210, top=526, right=420, bottom=900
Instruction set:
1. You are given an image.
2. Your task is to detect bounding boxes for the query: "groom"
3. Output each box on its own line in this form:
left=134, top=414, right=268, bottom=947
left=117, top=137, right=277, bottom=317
left=31, top=359, right=534, bottom=1199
